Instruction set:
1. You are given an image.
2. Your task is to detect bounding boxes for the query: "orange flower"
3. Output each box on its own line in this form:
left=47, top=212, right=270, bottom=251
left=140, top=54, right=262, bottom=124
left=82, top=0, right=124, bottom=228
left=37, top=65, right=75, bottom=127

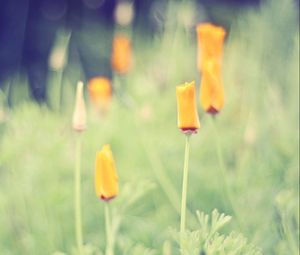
left=176, top=81, right=200, bottom=133
left=111, top=34, right=132, bottom=74
left=196, top=23, right=226, bottom=72
left=72, top=81, right=86, bottom=132
left=200, top=61, right=225, bottom=114
left=88, top=76, right=112, bottom=112
left=95, top=145, right=119, bottom=201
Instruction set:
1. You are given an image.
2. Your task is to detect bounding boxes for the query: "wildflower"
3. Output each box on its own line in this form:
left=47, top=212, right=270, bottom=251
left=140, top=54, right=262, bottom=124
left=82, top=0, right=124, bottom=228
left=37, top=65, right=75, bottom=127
left=95, top=145, right=118, bottom=201
left=112, top=34, right=132, bottom=74
left=200, top=60, right=224, bottom=114
left=196, top=23, right=226, bottom=72
left=176, top=83, right=200, bottom=248
left=88, top=76, right=112, bottom=113
left=176, top=81, right=200, bottom=133
left=72, top=81, right=86, bottom=132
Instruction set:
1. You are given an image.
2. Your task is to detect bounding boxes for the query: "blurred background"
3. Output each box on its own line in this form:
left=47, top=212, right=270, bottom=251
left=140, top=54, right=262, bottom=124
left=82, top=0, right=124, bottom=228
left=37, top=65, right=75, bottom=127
left=0, top=0, right=265, bottom=105
left=0, top=0, right=299, bottom=254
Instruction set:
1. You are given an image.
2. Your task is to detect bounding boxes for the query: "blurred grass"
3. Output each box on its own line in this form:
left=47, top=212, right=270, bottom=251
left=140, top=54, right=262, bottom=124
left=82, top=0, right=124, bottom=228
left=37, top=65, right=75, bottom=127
left=0, top=0, right=299, bottom=254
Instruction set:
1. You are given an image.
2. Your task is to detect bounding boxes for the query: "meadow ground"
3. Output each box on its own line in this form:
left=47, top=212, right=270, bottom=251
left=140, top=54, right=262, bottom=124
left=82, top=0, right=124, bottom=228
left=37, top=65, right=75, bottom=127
left=0, top=1, right=299, bottom=254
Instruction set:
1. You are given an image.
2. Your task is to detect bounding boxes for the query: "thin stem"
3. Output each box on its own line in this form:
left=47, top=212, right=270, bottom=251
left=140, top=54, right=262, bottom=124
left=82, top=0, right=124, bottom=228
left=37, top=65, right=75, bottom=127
left=105, top=203, right=114, bottom=255
left=56, top=70, right=64, bottom=111
left=74, top=134, right=83, bottom=254
left=180, top=134, right=191, bottom=247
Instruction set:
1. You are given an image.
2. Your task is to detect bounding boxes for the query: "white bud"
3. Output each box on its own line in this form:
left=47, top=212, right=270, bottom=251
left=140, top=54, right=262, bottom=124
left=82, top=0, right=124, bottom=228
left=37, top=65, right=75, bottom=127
left=72, top=81, right=87, bottom=132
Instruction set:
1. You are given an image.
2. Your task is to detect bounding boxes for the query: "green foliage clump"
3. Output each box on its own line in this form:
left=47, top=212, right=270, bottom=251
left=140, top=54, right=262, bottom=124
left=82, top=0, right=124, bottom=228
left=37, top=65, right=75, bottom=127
left=174, top=210, right=261, bottom=255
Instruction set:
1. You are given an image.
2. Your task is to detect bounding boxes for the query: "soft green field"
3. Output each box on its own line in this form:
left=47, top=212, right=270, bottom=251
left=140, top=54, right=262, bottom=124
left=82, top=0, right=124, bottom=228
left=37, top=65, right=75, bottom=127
left=0, top=1, right=299, bottom=254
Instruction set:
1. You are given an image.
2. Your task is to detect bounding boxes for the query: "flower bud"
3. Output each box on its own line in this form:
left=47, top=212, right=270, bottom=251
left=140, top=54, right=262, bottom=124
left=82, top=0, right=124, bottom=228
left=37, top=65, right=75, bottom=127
left=112, top=34, right=132, bottom=74
left=88, top=76, right=112, bottom=114
left=72, top=81, right=86, bottom=132
left=200, top=60, right=225, bottom=114
left=95, top=145, right=119, bottom=201
left=196, top=23, right=226, bottom=72
left=176, top=81, right=200, bottom=133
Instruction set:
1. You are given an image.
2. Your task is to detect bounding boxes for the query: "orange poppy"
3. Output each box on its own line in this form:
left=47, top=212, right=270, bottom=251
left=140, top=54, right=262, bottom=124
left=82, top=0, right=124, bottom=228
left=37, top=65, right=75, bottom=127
left=95, top=145, right=119, bottom=201
left=196, top=23, right=226, bottom=72
left=88, top=76, right=112, bottom=112
left=200, top=61, right=224, bottom=114
left=112, top=34, right=132, bottom=74
left=176, top=81, right=200, bottom=133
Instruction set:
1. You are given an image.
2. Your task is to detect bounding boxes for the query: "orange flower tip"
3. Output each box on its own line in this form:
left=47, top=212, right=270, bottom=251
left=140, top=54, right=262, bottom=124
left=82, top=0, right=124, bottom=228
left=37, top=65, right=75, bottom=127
left=207, top=106, right=219, bottom=115
left=196, top=23, right=226, bottom=36
left=100, top=195, right=116, bottom=202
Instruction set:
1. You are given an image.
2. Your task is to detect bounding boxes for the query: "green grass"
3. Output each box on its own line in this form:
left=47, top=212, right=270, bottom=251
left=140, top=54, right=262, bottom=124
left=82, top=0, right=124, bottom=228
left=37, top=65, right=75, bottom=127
left=0, top=0, right=299, bottom=254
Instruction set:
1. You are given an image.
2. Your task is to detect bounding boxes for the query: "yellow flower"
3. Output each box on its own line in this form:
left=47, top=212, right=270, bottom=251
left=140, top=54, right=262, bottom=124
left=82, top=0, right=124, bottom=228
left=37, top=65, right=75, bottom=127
left=72, top=81, right=86, bottom=132
left=111, top=34, right=132, bottom=74
left=196, top=23, right=226, bottom=72
left=176, top=81, right=200, bottom=133
left=95, top=145, right=118, bottom=201
left=88, top=76, right=112, bottom=113
left=200, top=61, right=225, bottom=114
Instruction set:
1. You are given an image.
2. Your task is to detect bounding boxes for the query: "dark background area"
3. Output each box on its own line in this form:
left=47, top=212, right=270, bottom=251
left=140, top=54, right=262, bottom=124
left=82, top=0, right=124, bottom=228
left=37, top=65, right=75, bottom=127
left=0, top=0, right=277, bottom=103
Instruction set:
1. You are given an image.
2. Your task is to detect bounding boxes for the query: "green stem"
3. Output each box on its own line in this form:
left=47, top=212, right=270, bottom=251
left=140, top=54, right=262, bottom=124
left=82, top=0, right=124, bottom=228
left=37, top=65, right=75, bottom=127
left=105, top=203, right=114, bottom=255
left=180, top=134, right=191, bottom=247
left=56, top=69, right=64, bottom=112
left=74, top=134, right=83, bottom=254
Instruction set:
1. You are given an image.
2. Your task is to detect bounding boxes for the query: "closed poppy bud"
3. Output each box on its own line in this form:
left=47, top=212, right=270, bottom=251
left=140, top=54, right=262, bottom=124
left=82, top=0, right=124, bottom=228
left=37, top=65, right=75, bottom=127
left=200, top=61, right=225, bottom=114
left=196, top=23, right=226, bottom=72
left=88, top=76, right=112, bottom=113
left=176, top=81, right=200, bottom=133
left=95, top=145, right=118, bottom=201
left=72, top=81, right=86, bottom=132
left=112, top=34, right=132, bottom=74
